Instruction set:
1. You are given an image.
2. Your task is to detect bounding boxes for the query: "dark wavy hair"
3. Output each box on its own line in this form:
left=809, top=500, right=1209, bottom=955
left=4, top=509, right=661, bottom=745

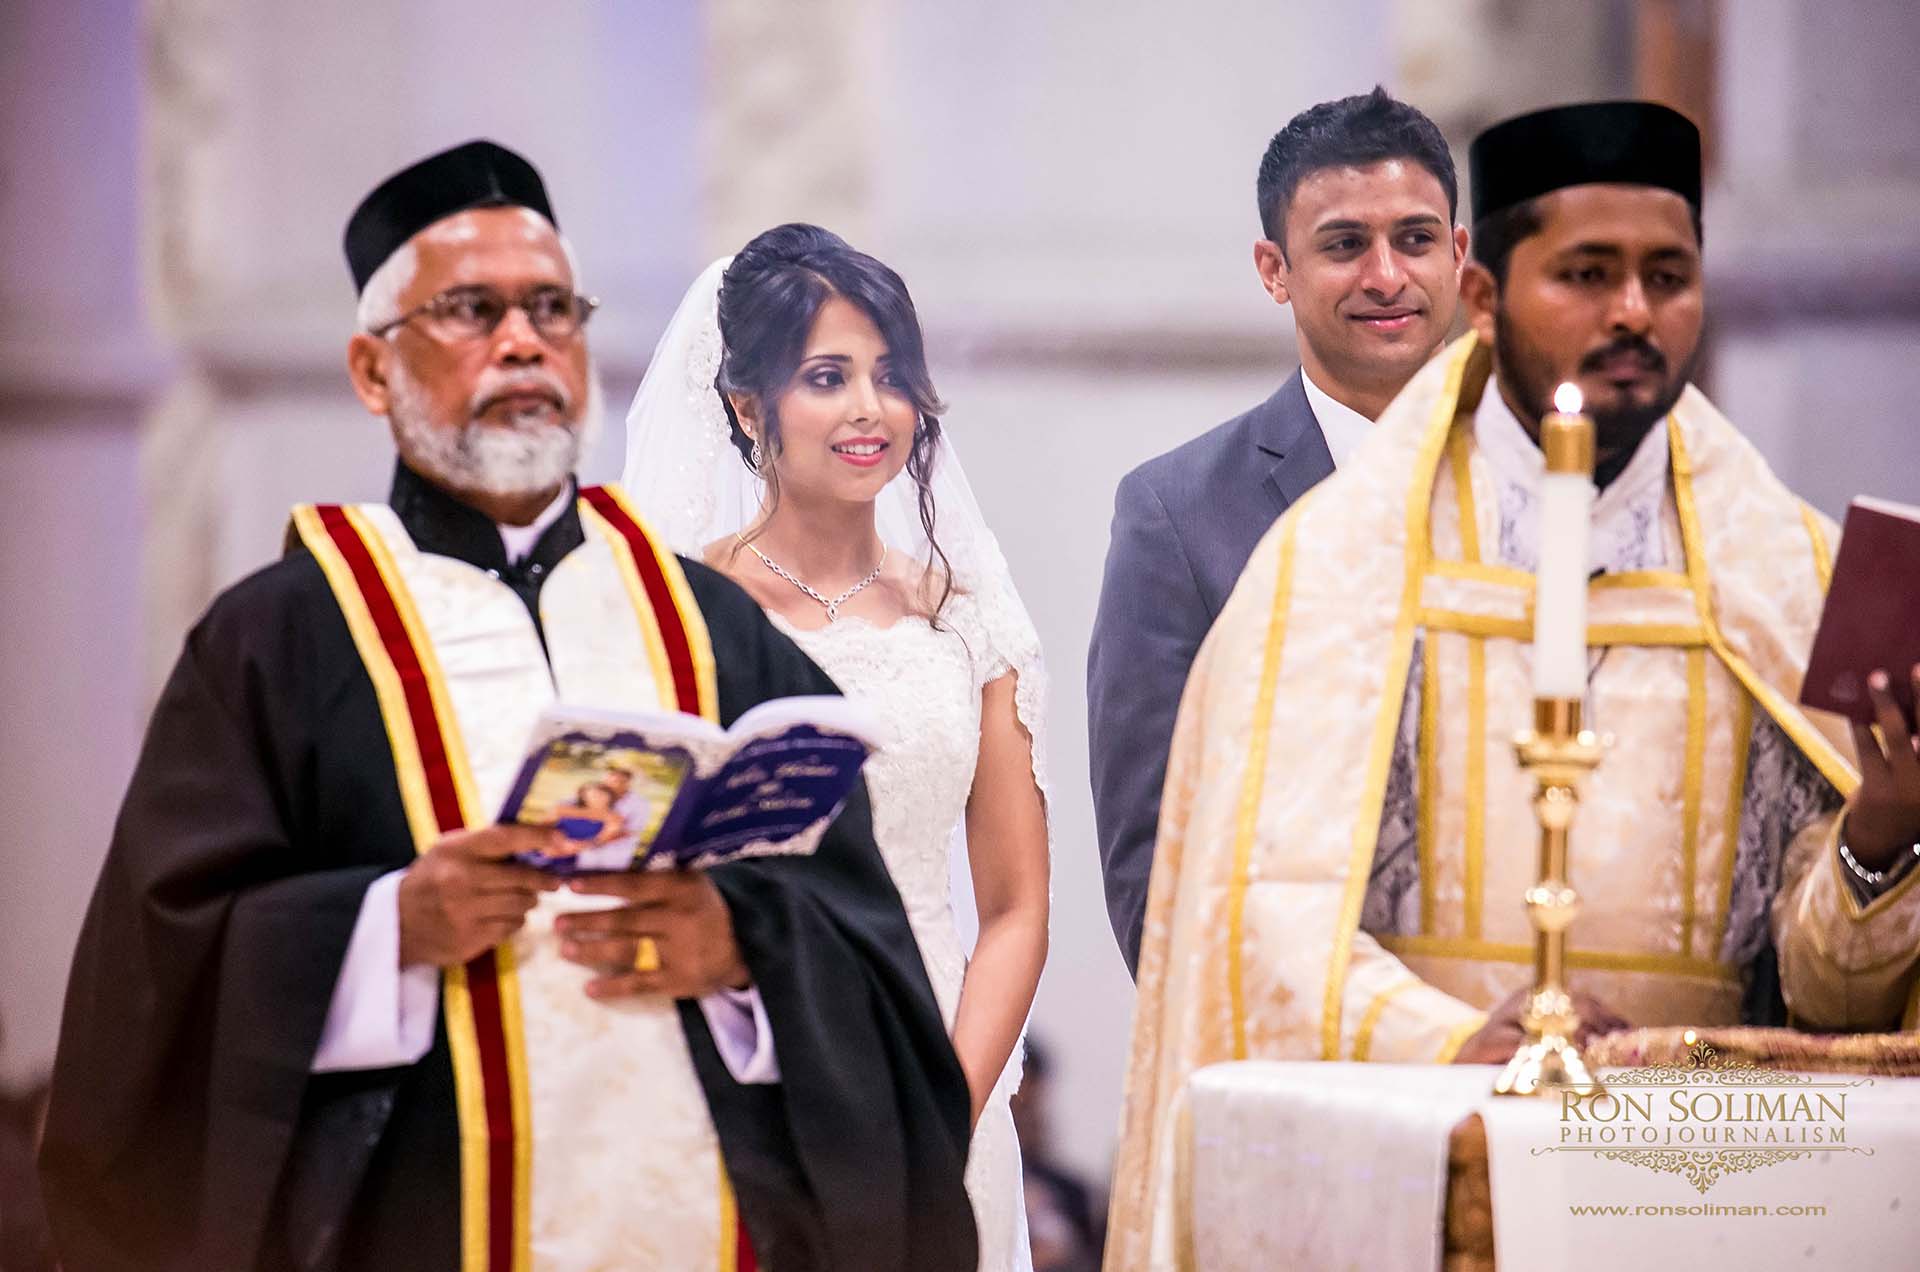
left=715, top=223, right=954, bottom=615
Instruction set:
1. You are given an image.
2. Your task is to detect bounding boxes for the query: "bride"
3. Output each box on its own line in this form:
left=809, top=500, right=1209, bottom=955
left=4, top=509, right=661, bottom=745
left=622, top=224, right=1051, bottom=1271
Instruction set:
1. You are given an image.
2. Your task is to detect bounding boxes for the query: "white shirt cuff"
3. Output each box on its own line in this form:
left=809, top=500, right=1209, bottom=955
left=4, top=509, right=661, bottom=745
left=312, top=869, right=441, bottom=1073
left=698, top=986, right=780, bottom=1084
left=313, top=871, right=774, bottom=1083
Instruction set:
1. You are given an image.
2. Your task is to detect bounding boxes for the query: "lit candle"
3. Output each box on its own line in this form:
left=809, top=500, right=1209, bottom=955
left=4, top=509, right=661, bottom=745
left=1532, top=382, right=1597, bottom=700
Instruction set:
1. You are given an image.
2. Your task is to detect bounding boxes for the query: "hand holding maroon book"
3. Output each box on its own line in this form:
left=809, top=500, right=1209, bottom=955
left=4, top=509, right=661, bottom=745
left=1800, top=497, right=1920, bottom=726
left=1802, top=497, right=1920, bottom=873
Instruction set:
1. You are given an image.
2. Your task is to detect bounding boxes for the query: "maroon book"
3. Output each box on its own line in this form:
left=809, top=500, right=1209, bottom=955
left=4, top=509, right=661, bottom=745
left=1799, top=496, right=1920, bottom=725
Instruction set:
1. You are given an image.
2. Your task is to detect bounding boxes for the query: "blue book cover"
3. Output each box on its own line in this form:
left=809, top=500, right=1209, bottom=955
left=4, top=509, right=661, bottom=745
left=497, top=697, right=881, bottom=873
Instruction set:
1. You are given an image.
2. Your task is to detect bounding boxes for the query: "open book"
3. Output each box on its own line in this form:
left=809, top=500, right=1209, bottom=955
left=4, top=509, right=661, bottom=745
left=1800, top=496, right=1920, bottom=725
left=497, top=697, right=882, bottom=872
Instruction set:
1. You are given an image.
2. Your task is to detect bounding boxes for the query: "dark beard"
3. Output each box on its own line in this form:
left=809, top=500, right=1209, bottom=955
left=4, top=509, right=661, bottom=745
left=1492, top=307, right=1696, bottom=487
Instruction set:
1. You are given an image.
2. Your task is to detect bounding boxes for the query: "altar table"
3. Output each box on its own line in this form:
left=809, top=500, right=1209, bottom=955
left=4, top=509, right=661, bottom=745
left=1181, top=1055, right=1920, bottom=1270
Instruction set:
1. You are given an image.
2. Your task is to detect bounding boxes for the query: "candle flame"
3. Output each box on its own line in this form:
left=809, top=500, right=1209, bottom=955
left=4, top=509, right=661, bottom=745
left=1553, top=381, right=1584, bottom=415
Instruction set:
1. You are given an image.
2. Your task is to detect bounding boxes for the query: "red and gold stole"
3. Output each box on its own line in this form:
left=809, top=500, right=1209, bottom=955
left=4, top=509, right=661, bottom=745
left=290, top=485, right=755, bottom=1272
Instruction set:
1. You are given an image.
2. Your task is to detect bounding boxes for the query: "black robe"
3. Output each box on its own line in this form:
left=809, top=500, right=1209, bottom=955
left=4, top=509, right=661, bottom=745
left=40, top=465, right=978, bottom=1272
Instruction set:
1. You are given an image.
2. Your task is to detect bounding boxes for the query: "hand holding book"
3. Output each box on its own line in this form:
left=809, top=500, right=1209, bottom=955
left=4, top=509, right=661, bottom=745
left=1841, top=665, right=1920, bottom=876
left=497, top=696, right=882, bottom=873
left=555, top=870, right=753, bottom=1000
left=1800, top=496, right=1920, bottom=875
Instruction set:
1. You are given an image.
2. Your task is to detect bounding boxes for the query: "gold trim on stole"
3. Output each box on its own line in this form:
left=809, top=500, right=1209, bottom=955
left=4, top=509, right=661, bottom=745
left=578, top=488, right=720, bottom=722
left=291, top=505, right=531, bottom=1272
left=1352, top=980, right=1418, bottom=1062
left=1417, top=608, right=1708, bottom=647
left=1380, top=934, right=1738, bottom=982
left=1593, top=569, right=1694, bottom=591
left=1227, top=516, right=1302, bottom=1058
left=1668, top=422, right=1858, bottom=797
left=290, top=505, right=440, bottom=849
left=1315, top=342, right=1474, bottom=1060
left=1464, top=634, right=1488, bottom=941
left=576, top=487, right=739, bottom=1272
left=1799, top=502, right=1834, bottom=591
left=1443, top=422, right=1489, bottom=943
left=1679, top=648, right=1709, bottom=958
left=1436, top=1012, right=1487, bottom=1064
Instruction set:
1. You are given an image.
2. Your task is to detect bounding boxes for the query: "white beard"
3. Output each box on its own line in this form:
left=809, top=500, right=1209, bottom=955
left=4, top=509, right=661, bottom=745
left=388, top=361, right=604, bottom=499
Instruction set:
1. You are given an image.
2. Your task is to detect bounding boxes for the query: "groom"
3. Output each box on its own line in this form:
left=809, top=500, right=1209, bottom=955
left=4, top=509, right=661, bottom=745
left=1089, top=88, right=1468, bottom=974
left=40, top=139, right=976, bottom=1272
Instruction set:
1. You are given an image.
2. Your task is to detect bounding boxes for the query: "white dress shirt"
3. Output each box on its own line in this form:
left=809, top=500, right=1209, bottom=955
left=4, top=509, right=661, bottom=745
left=1300, top=368, right=1378, bottom=470
left=495, top=484, right=573, bottom=564
left=311, top=507, right=777, bottom=1082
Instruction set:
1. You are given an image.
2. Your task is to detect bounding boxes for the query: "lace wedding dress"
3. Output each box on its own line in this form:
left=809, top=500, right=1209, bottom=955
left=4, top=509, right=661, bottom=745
left=619, top=256, right=1049, bottom=1272
left=771, top=592, right=1033, bottom=1272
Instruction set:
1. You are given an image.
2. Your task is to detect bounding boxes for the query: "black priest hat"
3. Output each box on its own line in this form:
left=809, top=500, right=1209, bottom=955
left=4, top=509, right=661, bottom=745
left=1469, top=100, right=1702, bottom=225
left=344, top=139, right=555, bottom=293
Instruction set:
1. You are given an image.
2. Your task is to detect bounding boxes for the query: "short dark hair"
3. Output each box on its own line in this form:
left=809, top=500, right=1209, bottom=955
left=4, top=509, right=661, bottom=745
left=1256, top=86, right=1458, bottom=247
left=1471, top=195, right=1704, bottom=287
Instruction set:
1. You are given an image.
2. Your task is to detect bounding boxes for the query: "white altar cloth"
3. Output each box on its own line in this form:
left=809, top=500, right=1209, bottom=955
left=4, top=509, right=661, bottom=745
left=1184, top=1060, right=1920, bottom=1271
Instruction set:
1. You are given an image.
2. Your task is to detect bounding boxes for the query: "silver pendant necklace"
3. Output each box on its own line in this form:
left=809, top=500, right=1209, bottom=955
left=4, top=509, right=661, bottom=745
left=739, top=536, right=887, bottom=623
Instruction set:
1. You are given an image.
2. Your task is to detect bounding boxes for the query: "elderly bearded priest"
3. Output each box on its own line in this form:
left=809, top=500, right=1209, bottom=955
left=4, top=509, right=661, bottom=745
left=40, top=141, right=976, bottom=1272
left=1106, top=102, right=1920, bottom=1269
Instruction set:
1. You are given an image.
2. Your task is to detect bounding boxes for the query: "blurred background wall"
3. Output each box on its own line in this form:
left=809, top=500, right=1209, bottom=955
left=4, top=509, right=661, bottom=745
left=2, top=0, right=1916, bottom=1189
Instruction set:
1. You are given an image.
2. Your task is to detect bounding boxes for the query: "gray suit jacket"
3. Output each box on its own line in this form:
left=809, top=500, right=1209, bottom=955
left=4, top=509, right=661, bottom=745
left=1087, top=370, right=1335, bottom=975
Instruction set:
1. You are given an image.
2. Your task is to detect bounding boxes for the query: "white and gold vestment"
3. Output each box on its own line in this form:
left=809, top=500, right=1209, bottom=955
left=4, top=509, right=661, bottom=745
left=1106, top=335, right=1920, bottom=1270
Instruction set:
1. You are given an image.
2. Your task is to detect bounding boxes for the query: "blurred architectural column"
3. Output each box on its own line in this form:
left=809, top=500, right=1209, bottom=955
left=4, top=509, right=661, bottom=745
left=1632, top=0, right=1715, bottom=170
left=0, top=0, right=159, bottom=1083
left=138, top=0, right=706, bottom=690
left=701, top=0, right=892, bottom=258
left=1705, top=0, right=1920, bottom=513
left=143, top=0, right=239, bottom=691
left=1394, top=0, right=1631, bottom=153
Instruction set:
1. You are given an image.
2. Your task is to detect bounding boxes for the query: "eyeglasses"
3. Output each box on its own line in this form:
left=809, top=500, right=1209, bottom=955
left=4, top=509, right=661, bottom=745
left=369, top=285, right=600, bottom=343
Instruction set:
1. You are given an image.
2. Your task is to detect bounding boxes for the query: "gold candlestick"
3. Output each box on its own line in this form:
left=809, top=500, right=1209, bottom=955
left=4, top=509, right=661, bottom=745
left=1492, top=698, right=1606, bottom=1096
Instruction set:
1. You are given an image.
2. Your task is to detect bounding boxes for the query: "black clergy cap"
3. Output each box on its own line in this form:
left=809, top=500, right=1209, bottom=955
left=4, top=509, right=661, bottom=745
left=344, top=139, right=556, bottom=293
left=1469, top=101, right=1702, bottom=224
